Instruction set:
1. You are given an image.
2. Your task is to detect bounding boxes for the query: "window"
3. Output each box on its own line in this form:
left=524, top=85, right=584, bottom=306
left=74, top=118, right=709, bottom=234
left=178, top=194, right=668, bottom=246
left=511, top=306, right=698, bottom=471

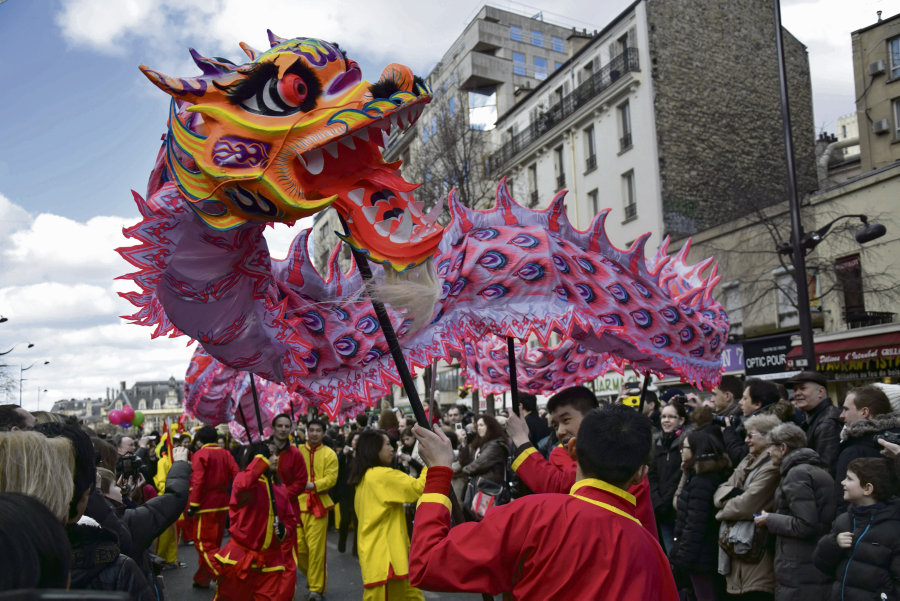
left=618, top=100, right=632, bottom=151
left=510, top=25, right=522, bottom=42
left=588, top=188, right=599, bottom=215
left=894, top=98, right=900, bottom=140
left=448, top=96, right=455, bottom=116
left=554, top=146, right=565, bottom=190
left=153, top=399, right=160, bottom=410
left=722, top=282, right=744, bottom=336
left=531, top=30, right=543, bottom=47
left=513, top=51, right=526, bottom=76
left=528, top=164, right=538, bottom=207
left=622, top=170, right=636, bottom=220
left=890, top=37, right=900, bottom=79
left=584, top=125, right=596, bottom=172
left=436, top=366, right=461, bottom=392
left=841, top=125, right=847, bottom=138
left=836, top=254, right=865, bottom=321
left=534, top=56, right=547, bottom=81
left=552, top=36, right=564, bottom=53
left=774, top=269, right=799, bottom=328
left=468, top=87, right=497, bottom=130
left=422, top=120, right=430, bottom=142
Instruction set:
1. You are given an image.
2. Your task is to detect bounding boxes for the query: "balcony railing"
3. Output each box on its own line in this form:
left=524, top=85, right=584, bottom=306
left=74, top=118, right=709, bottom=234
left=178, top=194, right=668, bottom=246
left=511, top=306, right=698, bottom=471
left=624, top=203, right=637, bottom=220
left=488, top=48, right=640, bottom=175
left=844, top=310, right=895, bottom=329
left=585, top=154, right=597, bottom=172
left=556, top=174, right=566, bottom=190
left=529, top=190, right=538, bottom=206
left=619, top=132, right=632, bottom=151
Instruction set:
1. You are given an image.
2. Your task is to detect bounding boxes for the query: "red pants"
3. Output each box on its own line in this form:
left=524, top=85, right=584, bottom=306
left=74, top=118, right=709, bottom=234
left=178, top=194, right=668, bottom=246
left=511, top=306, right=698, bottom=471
left=213, top=567, right=286, bottom=601
left=274, top=527, right=298, bottom=600
left=193, top=510, right=228, bottom=586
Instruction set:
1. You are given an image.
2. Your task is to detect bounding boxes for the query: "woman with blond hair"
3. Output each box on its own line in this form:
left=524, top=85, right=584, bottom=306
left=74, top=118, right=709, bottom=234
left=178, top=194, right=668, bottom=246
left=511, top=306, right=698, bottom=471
left=0, top=430, right=74, bottom=522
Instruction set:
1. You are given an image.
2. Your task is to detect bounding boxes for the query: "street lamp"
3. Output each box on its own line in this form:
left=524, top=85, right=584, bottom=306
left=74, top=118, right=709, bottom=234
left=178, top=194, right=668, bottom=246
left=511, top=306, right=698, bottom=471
left=776, top=215, right=887, bottom=257
left=770, top=1, right=887, bottom=371
left=1, top=342, right=34, bottom=356
left=36, top=387, right=48, bottom=411
left=20, top=361, right=49, bottom=406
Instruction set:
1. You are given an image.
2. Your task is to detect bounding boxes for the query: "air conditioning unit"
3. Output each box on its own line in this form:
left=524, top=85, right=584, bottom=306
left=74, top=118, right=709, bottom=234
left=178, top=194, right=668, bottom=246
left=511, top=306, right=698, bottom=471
left=872, top=119, right=890, bottom=134
left=868, top=60, right=886, bottom=76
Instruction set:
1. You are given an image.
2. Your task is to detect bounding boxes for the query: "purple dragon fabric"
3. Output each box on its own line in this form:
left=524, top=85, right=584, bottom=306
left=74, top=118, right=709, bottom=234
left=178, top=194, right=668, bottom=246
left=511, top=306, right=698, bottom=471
left=118, top=33, right=730, bottom=422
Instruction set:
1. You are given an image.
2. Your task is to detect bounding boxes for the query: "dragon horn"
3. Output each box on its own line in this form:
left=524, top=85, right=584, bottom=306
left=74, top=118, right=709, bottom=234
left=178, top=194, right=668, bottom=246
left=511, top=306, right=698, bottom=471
left=267, top=30, right=288, bottom=47
left=139, top=65, right=210, bottom=102
left=240, top=42, right=260, bottom=60
left=189, top=48, right=238, bottom=76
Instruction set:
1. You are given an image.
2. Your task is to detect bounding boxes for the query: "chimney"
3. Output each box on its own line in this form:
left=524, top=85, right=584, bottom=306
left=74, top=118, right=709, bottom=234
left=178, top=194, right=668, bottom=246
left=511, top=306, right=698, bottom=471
left=877, top=10, right=882, bottom=22
left=121, top=381, right=126, bottom=391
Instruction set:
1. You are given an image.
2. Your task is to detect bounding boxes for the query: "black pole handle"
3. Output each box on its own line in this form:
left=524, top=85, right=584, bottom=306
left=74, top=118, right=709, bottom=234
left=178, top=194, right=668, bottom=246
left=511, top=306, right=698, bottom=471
left=344, top=241, right=429, bottom=428
left=638, top=373, right=652, bottom=413
left=507, top=337, right=520, bottom=416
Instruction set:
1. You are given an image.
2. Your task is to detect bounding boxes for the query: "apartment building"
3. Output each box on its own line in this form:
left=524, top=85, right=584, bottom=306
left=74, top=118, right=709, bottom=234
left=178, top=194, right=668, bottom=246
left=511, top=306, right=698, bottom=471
left=852, top=11, right=900, bottom=171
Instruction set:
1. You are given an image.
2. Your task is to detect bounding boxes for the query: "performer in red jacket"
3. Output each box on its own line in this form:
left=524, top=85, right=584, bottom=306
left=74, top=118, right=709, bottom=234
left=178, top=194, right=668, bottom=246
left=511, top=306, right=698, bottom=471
left=410, top=405, right=678, bottom=600
left=505, top=386, right=658, bottom=538
left=270, top=413, right=307, bottom=600
left=187, top=425, right=239, bottom=589
left=214, top=442, right=298, bottom=601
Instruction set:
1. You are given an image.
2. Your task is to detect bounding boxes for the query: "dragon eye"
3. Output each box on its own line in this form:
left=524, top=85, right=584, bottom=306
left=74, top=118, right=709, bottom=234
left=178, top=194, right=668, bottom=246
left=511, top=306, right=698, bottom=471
left=230, top=63, right=320, bottom=116
left=277, top=73, right=308, bottom=107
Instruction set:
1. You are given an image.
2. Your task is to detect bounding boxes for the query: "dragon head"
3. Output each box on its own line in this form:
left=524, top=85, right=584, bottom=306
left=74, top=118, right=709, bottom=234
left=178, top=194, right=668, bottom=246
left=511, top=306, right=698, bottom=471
left=141, top=32, right=443, bottom=270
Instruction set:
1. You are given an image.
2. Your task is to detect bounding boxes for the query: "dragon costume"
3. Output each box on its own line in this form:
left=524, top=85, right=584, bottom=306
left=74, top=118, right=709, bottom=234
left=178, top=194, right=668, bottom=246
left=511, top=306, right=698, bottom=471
left=119, top=33, right=729, bottom=422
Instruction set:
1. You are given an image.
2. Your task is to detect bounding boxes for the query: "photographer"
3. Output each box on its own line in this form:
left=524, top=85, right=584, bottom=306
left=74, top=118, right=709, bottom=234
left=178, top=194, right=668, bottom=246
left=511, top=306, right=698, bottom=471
left=720, top=379, right=790, bottom=466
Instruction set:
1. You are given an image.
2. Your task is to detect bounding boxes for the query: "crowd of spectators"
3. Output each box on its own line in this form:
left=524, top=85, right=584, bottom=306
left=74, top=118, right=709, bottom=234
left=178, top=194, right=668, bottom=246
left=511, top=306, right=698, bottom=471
left=2, top=368, right=900, bottom=600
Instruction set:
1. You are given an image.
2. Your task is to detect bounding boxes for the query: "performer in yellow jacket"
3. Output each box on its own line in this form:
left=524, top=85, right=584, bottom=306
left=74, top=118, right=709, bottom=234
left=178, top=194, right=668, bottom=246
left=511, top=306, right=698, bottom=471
left=297, top=419, right=338, bottom=600
left=348, top=429, right=427, bottom=601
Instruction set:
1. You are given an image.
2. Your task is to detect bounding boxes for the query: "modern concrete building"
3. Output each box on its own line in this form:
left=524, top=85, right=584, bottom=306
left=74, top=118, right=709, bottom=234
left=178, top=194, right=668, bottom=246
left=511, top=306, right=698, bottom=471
left=851, top=11, right=900, bottom=172
left=486, top=0, right=817, bottom=249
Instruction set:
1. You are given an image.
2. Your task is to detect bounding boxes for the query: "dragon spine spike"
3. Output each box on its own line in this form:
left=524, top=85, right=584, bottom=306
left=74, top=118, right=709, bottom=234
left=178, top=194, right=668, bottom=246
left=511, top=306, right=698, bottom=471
left=547, top=191, right=569, bottom=233
left=267, top=30, right=288, bottom=47
left=239, top=42, right=260, bottom=60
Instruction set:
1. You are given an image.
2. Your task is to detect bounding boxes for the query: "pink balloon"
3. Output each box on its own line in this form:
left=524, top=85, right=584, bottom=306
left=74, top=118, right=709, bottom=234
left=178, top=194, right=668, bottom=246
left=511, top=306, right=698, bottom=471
left=109, top=410, right=123, bottom=425
left=121, top=405, right=135, bottom=421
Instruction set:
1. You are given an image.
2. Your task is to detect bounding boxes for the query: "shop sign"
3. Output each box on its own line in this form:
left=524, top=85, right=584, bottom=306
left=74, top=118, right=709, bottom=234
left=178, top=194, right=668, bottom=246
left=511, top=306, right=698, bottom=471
left=720, top=343, right=745, bottom=373
left=817, top=343, right=900, bottom=381
left=743, top=334, right=794, bottom=376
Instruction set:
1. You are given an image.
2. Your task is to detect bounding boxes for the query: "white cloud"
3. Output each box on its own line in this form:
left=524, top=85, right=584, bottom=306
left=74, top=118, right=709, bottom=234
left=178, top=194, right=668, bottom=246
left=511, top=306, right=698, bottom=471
left=0, top=195, right=194, bottom=409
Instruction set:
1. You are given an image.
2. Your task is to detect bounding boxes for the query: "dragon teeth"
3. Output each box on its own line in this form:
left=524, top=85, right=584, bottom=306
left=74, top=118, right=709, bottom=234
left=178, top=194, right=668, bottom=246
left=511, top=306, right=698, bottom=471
left=348, top=188, right=365, bottom=207
left=390, top=211, right=413, bottom=243
left=408, top=200, right=424, bottom=217
left=353, top=128, right=369, bottom=143
left=302, top=149, right=324, bottom=175
left=338, top=136, right=356, bottom=150
left=362, top=206, right=380, bottom=223
left=373, top=218, right=393, bottom=237
left=324, top=142, right=340, bottom=159
left=423, top=198, right=444, bottom=224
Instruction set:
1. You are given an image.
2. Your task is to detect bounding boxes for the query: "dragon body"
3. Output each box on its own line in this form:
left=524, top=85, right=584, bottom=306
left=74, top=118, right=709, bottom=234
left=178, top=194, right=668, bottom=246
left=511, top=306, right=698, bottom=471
left=120, top=33, right=729, bottom=422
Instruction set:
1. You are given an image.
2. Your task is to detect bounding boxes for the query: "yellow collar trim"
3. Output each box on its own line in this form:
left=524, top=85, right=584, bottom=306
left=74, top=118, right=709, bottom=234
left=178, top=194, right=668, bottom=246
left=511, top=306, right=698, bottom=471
left=569, top=478, right=636, bottom=506
left=571, top=494, right=642, bottom=524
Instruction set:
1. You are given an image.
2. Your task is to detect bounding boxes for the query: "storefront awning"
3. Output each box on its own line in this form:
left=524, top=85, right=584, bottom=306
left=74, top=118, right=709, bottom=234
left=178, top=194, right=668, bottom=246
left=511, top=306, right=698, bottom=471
left=786, top=331, right=900, bottom=381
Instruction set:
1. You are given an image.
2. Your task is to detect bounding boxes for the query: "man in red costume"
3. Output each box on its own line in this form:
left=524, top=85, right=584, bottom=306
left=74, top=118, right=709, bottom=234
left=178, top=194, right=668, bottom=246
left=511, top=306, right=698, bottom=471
left=214, top=441, right=298, bottom=601
left=187, top=425, right=239, bottom=589
left=505, top=385, right=658, bottom=538
left=270, top=413, right=307, bottom=599
left=410, top=404, right=678, bottom=600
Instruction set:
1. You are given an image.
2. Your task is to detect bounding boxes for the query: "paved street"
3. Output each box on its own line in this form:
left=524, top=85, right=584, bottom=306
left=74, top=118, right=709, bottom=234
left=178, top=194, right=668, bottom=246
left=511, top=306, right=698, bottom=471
left=162, top=529, right=489, bottom=600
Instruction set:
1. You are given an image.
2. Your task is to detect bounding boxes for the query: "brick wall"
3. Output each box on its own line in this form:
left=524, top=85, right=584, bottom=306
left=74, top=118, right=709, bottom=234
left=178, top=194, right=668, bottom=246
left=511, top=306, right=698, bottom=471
left=646, top=0, right=817, bottom=238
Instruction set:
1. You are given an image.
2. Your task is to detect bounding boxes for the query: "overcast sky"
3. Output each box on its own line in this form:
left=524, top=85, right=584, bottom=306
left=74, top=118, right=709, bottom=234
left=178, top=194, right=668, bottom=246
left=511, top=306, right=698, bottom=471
left=0, top=0, right=894, bottom=411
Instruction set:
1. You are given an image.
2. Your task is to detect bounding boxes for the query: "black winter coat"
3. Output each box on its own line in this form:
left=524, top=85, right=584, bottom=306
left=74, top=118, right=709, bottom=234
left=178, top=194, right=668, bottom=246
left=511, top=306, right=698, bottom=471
left=765, top=448, right=835, bottom=601
left=669, top=459, right=729, bottom=574
left=649, top=427, right=687, bottom=525
left=802, top=399, right=843, bottom=475
left=835, top=415, right=900, bottom=512
left=460, top=438, right=509, bottom=486
left=67, top=519, right=155, bottom=601
left=814, top=499, right=900, bottom=601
